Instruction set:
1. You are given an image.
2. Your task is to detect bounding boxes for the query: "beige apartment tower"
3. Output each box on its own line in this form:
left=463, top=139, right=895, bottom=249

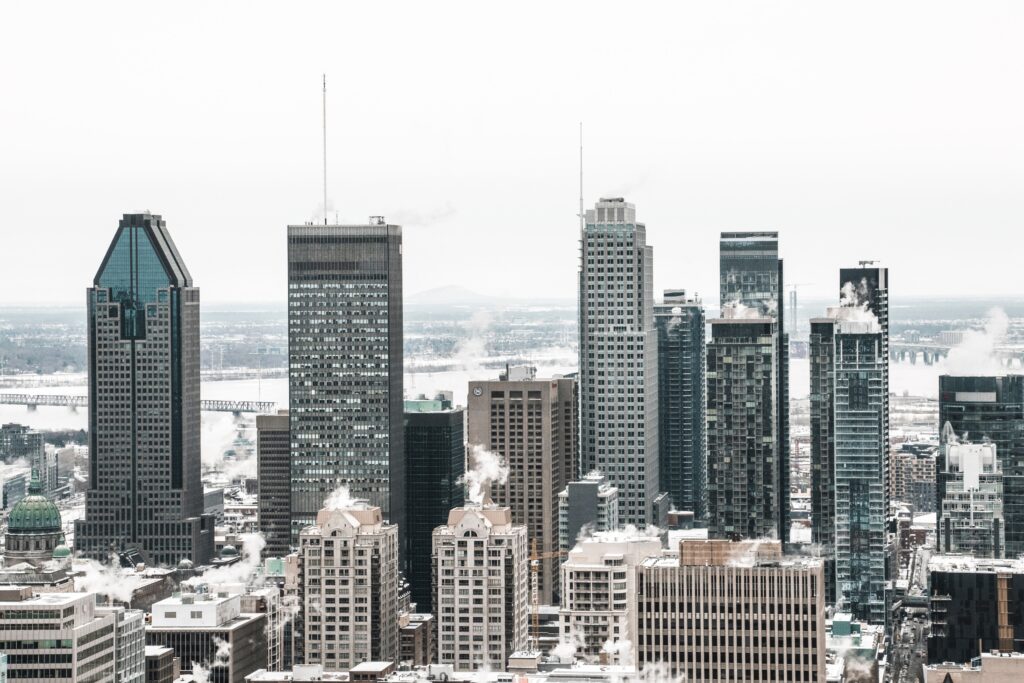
left=468, top=365, right=577, bottom=604
left=432, top=504, right=528, bottom=671
left=636, top=539, right=826, bottom=682
left=297, top=502, right=399, bottom=670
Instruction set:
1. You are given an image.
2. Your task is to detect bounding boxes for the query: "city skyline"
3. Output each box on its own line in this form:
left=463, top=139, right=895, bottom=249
left=3, top=3, right=1024, bottom=307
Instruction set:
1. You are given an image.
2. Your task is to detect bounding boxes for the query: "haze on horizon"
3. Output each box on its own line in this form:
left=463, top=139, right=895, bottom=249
left=2, top=1, right=1022, bottom=307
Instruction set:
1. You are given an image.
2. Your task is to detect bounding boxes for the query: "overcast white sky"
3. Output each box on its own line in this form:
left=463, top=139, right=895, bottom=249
left=2, top=2, right=1022, bottom=307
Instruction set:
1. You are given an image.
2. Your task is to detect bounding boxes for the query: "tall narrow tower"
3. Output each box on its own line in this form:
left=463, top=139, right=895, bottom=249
left=578, top=198, right=665, bottom=526
left=718, top=232, right=789, bottom=541
left=287, top=219, right=405, bottom=547
left=76, top=213, right=213, bottom=566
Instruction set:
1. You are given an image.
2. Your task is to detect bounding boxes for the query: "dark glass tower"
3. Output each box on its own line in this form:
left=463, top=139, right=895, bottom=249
left=706, top=318, right=781, bottom=540
left=287, top=220, right=405, bottom=547
left=939, top=375, right=1024, bottom=556
left=404, top=395, right=465, bottom=614
left=718, top=232, right=789, bottom=541
left=75, top=213, right=213, bottom=566
left=257, top=410, right=291, bottom=558
left=654, top=291, right=706, bottom=518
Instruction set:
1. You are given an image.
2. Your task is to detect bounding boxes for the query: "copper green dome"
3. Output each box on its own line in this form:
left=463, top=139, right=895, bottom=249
left=52, top=544, right=71, bottom=559
left=8, top=475, right=62, bottom=534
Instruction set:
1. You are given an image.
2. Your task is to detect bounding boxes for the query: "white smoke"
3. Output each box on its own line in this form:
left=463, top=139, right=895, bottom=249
left=184, top=533, right=266, bottom=590
left=201, top=414, right=256, bottom=482
left=322, top=483, right=360, bottom=511
left=190, top=636, right=232, bottom=683
left=0, top=457, right=31, bottom=482
left=837, top=279, right=879, bottom=325
left=945, top=308, right=1009, bottom=376
left=726, top=536, right=777, bottom=568
left=74, top=556, right=148, bottom=606
left=460, top=445, right=508, bottom=505
left=452, top=310, right=492, bottom=375
left=721, top=300, right=762, bottom=320
left=601, top=634, right=634, bottom=667
left=551, top=639, right=578, bottom=662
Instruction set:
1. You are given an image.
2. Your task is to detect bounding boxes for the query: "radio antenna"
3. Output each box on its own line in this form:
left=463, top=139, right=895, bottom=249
left=578, top=121, right=584, bottom=231
left=322, top=74, right=328, bottom=225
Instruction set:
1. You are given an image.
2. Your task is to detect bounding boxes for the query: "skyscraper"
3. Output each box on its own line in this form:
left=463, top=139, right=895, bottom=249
left=76, top=213, right=213, bottom=566
left=719, top=232, right=789, bottom=541
left=404, top=392, right=465, bottom=614
left=654, top=290, right=706, bottom=517
left=287, top=219, right=404, bottom=546
left=706, top=315, right=782, bottom=540
left=257, top=410, right=291, bottom=558
left=467, top=365, right=577, bottom=604
left=810, top=264, right=889, bottom=613
left=939, top=375, right=1024, bottom=557
left=810, top=308, right=888, bottom=623
left=578, top=198, right=664, bottom=526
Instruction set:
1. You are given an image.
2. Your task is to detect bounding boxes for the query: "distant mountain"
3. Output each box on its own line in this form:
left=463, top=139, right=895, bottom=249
left=406, top=285, right=499, bottom=306
left=406, top=285, right=573, bottom=308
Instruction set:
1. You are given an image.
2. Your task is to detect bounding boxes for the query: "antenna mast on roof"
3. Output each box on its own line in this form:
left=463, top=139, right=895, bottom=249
left=578, top=122, right=584, bottom=232
left=322, top=74, right=328, bottom=226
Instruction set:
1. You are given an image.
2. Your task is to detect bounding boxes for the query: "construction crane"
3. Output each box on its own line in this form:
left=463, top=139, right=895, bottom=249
left=530, top=538, right=567, bottom=651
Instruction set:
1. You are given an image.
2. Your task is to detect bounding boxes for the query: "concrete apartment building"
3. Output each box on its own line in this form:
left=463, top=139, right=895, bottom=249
left=297, top=502, right=399, bottom=670
left=635, top=540, right=826, bottom=682
left=468, top=365, right=577, bottom=604
left=432, top=505, right=528, bottom=671
left=559, top=531, right=662, bottom=663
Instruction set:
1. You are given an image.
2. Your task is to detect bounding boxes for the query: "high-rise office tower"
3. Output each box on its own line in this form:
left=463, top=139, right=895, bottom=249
left=404, top=392, right=465, bottom=614
left=432, top=505, right=528, bottom=671
left=467, top=365, right=576, bottom=604
left=719, top=232, right=789, bottom=541
left=654, top=290, right=706, bottom=517
left=706, top=315, right=782, bottom=540
left=287, top=219, right=404, bottom=546
left=579, top=197, right=664, bottom=526
left=297, top=501, right=399, bottom=670
left=76, top=213, right=214, bottom=566
left=939, top=376, right=1024, bottom=557
left=257, top=410, right=291, bottom=558
left=810, top=306, right=888, bottom=623
left=636, top=539, right=826, bottom=681
left=938, top=439, right=1004, bottom=558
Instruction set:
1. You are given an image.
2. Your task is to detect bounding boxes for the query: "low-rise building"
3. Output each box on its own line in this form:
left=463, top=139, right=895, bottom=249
left=0, top=587, right=117, bottom=682
left=925, top=651, right=1024, bottom=682
left=635, top=540, right=826, bottom=682
left=559, top=530, right=661, bottom=663
left=145, top=591, right=267, bottom=683
left=400, top=613, right=434, bottom=667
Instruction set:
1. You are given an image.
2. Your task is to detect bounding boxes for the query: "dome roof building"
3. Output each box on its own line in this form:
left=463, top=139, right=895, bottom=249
left=5, top=473, right=65, bottom=568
